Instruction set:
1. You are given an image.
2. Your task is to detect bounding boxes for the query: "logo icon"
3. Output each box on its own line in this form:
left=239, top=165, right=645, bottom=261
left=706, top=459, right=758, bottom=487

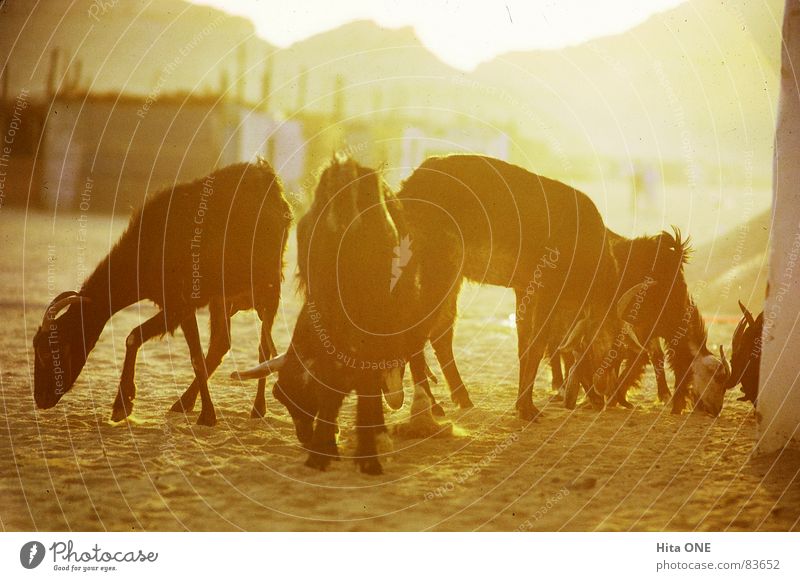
left=20, top=541, right=46, bottom=569
left=391, top=235, right=413, bottom=291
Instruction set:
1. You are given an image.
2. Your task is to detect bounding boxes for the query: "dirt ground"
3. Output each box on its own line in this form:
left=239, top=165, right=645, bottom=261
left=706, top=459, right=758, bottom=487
left=1, top=209, right=798, bottom=531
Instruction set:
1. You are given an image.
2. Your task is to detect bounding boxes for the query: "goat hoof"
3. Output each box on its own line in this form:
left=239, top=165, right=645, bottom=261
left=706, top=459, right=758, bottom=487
left=356, top=457, right=383, bottom=475
left=305, top=451, right=332, bottom=471
left=169, top=395, right=196, bottom=414
left=431, top=403, right=446, bottom=417
left=250, top=403, right=266, bottom=419
left=110, top=404, right=133, bottom=422
left=110, top=397, right=134, bottom=422
left=196, top=410, right=217, bottom=427
left=450, top=386, right=475, bottom=410
left=618, top=400, right=634, bottom=410
left=393, top=415, right=452, bottom=440
left=451, top=390, right=474, bottom=409
left=517, top=406, right=541, bottom=422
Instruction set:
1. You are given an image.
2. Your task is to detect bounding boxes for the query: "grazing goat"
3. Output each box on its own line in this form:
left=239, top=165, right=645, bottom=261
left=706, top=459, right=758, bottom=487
left=727, top=301, right=762, bottom=405
left=236, top=156, right=417, bottom=473
left=556, top=284, right=648, bottom=410
left=32, top=160, right=292, bottom=426
left=604, top=229, right=730, bottom=415
left=396, top=154, right=625, bottom=421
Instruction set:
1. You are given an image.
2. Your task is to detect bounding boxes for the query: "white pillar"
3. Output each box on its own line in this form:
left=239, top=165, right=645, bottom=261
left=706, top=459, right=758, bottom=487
left=758, top=0, right=800, bottom=453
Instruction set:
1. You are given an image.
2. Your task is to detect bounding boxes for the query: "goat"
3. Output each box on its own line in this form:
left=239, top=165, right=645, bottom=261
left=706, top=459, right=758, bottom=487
left=395, top=154, right=626, bottom=421
left=32, top=160, right=292, bottom=426
left=604, top=229, right=731, bottom=415
left=556, top=283, right=649, bottom=410
left=727, top=300, right=762, bottom=405
left=235, top=156, right=417, bottom=473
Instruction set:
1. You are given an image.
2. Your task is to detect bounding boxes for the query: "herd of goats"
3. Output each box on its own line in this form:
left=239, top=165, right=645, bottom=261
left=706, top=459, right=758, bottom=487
left=32, top=154, right=763, bottom=474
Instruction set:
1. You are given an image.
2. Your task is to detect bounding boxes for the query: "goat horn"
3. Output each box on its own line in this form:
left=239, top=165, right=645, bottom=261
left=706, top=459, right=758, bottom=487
left=731, top=316, right=747, bottom=352
left=622, top=321, right=646, bottom=352
left=616, top=281, right=654, bottom=319
left=738, top=300, right=755, bottom=327
left=559, top=317, right=590, bottom=353
left=41, top=291, right=90, bottom=328
left=231, top=353, right=286, bottom=380
left=719, top=344, right=731, bottom=379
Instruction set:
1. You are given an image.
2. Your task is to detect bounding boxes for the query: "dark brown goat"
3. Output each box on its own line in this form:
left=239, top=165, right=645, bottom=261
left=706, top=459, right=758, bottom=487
left=396, top=154, right=623, bottom=421
left=605, top=229, right=730, bottom=415
left=236, top=156, right=418, bottom=473
left=727, top=301, right=762, bottom=405
left=32, top=160, right=292, bottom=426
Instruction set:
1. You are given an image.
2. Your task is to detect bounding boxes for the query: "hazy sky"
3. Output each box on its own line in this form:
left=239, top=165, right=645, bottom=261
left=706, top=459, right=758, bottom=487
left=192, top=0, right=686, bottom=70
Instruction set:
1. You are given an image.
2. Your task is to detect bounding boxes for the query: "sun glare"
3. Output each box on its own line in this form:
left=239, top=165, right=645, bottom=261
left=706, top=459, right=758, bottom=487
left=191, top=0, right=687, bottom=70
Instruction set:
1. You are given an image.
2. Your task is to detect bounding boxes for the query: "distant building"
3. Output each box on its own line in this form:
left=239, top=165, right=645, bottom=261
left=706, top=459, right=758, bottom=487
left=37, top=93, right=305, bottom=214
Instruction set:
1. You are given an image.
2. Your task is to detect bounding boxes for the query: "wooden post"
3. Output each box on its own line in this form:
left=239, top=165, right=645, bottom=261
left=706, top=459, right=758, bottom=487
left=757, top=0, right=800, bottom=453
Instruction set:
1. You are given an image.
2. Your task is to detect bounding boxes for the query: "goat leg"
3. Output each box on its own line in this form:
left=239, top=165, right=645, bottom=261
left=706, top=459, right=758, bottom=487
left=650, top=342, right=670, bottom=403
left=305, top=389, right=343, bottom=471
left=171, top=298, right=230, bottom=414
left=354, top=377, right=385, bottom=475
left=112, top=312, right=170, bottom=422
left=181, top=312, right=217, bottom=427
left=430, top=325, right=473, bottom=410
left=251, top=294, right=279, bottom=418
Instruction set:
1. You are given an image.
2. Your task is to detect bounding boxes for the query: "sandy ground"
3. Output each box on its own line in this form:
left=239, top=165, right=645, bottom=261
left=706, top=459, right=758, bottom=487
left=1, top=208, right=799, bottom=531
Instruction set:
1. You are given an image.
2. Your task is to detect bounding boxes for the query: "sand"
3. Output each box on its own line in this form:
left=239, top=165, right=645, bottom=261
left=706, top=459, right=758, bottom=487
left=1, top=209, right=798, bottom=531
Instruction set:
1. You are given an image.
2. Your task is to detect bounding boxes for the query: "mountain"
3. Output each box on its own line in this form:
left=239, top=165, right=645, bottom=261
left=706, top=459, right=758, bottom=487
left=1, top=0, right=784, bottom=182
left=473, top=0, right=782, bottom=174
left=687, top=208, right=771, bottom=316
left=0, top=0, right=274, bottom=102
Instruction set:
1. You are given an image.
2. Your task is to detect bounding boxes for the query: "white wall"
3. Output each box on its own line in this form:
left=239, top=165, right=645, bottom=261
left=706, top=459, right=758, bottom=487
left=757, top=0, right=800, bottom=453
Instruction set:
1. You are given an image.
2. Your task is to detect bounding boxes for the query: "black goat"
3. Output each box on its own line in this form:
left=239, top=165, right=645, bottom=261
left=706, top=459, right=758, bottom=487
left=606, top=229, right=730, bottom=415
left=396, top=154, right=626, bottom=421
left=32, top=160, right=292, bottom=426
left=235, top=156, right=418, bottom=473
left=727, top=301, right=762, bottom=405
